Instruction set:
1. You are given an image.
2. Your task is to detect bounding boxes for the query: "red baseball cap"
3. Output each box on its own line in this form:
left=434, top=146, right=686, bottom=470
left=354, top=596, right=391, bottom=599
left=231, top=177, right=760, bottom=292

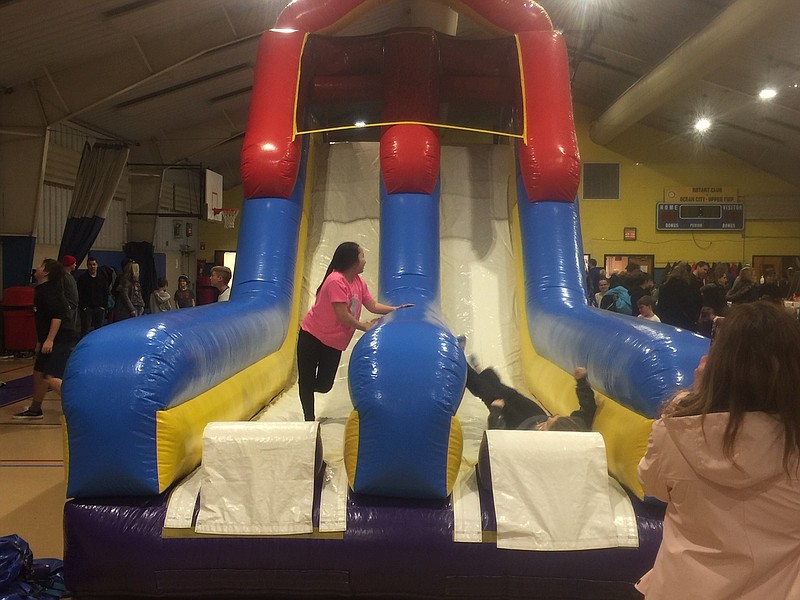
left=61, top=255, right=77, bottom=267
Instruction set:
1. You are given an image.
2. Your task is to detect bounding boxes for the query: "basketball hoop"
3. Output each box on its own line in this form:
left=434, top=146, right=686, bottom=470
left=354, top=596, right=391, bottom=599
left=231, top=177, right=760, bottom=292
left=213, top=207, right=239, bottom=229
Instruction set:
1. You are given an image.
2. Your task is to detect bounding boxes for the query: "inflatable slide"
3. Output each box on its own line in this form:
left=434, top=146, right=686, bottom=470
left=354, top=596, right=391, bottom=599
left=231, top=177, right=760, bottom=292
left=62, top=1, right=708, bottom=597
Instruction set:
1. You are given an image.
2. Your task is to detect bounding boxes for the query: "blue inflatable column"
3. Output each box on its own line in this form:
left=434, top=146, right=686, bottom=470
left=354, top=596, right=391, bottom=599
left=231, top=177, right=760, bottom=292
left=346, top=180, right=465, bottom=499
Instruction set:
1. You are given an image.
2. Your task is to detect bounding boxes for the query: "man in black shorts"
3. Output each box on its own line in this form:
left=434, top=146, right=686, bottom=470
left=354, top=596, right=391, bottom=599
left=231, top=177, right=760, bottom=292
left=14, top=259, right=79, bottom=420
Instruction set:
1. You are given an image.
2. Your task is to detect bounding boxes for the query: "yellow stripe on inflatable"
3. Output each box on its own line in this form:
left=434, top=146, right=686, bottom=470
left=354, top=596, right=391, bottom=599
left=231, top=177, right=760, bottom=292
left=154, top=138, right=317, bottom=493
left=297, top=120, right=524, bottom=140
left=344, top=410, right=360, bottom=489
left=446, top=416, right=464, bottom=496
left=514, top=34, right=528, bottom=143
left=509, top=175, right=651, bottom=499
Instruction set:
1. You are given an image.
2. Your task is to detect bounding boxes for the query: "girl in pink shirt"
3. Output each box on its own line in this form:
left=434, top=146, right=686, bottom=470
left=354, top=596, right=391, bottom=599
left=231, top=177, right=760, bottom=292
left=637, top=301, right=800, bottom=599
left=297, top=242, right=397, bottom=421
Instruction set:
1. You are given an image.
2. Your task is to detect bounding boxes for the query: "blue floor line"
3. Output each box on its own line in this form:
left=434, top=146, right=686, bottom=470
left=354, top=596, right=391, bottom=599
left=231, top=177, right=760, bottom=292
left=0, top=375, right=34, bottom=407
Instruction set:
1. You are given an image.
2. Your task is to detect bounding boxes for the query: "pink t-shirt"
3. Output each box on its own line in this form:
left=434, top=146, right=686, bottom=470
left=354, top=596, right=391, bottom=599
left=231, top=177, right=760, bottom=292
left=300, top=271, right=374, bottom=351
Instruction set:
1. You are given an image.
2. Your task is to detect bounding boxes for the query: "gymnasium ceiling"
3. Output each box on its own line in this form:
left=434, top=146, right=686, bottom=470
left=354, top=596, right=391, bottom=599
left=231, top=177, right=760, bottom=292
left=2, top=0, right=800, bottom=190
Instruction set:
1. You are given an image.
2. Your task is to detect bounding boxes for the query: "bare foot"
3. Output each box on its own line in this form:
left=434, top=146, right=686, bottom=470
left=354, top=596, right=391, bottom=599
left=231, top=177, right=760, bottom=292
left=573, top=367, right=587, bottom=380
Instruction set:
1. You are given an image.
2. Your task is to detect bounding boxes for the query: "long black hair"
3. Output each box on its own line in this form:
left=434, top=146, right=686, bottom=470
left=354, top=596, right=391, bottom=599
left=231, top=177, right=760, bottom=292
left=316, top=242, right=361, bottom=295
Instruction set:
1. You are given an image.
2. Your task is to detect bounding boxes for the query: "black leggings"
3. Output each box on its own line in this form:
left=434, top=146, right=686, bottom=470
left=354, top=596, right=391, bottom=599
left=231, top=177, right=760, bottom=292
left=297, top=329, right=342, bottom=421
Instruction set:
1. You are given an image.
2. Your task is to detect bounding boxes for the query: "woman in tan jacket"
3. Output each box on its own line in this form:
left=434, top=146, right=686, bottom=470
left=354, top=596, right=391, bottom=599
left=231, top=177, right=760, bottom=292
left=637, top=301, right=800, bottom=599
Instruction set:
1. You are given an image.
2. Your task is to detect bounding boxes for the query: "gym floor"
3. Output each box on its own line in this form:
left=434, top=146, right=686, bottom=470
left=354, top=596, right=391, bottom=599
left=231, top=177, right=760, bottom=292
left=0, top=356, right=66, bottom=561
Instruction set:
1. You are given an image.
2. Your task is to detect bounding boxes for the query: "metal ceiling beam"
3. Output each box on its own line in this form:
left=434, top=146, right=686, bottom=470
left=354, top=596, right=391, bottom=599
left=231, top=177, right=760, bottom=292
left=113, top=64, right=250, bottom=109
left=590, top=0, right=797, bottom=146
left=50, top=33, right=260, bottom=127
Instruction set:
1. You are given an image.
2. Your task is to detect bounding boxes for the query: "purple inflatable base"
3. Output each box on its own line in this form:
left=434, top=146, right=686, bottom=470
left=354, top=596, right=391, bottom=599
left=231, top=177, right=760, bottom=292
left=63, top=473, right=663, bottom=599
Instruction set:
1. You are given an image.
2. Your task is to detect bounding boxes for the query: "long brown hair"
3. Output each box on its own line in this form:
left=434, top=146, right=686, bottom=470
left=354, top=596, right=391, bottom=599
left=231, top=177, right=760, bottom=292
left=667, top=301, right=800, bottom=469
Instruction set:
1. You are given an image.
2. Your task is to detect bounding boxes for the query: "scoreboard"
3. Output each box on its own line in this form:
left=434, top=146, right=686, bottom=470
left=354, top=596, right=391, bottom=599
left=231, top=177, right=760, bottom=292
left=657, top=203, right=744, bottom=231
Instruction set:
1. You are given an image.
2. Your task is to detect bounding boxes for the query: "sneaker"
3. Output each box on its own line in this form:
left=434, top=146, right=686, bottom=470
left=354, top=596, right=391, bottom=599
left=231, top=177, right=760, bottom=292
left=12, top=408, right=44, bottom=420
left=468, top=353, right=481, bottom=371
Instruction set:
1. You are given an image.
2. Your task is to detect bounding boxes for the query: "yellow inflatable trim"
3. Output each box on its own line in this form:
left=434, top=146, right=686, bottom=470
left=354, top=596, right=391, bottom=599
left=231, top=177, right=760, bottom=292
left=446, top=416, right=464, bottom=496
left=344, top=410, right=360, bottom=489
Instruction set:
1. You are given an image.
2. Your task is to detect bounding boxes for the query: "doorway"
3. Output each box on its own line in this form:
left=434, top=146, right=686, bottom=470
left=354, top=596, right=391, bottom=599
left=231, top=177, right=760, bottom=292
left=603, top=254, right=654, bottom=277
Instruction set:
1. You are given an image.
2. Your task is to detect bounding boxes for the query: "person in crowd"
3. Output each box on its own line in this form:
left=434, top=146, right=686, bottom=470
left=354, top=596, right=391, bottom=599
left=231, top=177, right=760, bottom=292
left=599, top=281, right=632, bottom=315
left=467, top=364, right=596, bottom=432
left=636, top=301, right=800, bottom=599
left=625, top=269, right=653, bottom=317
left=60, top=255, right=81, bottom=332
left=726, top=266, right=760, bottom=305
left=696, top=306, right=717, bottom=338
left=98, top=263, right=117, bottom=320
left=777, top=267, right=792, bottom=298
left=687, top=260, right=708, bottom=320
left=622, top=261, right=642, bottom=288
left=13, top=259, right=79, bottom=420
left=700, top=263, right=728, bottom=316
left=691, top=261, right=709, bottom=287
left=77, top=256, right=109, bottom=336
left=210, top=266, right=232, bottom=302
left=636, top=295, right=660, bottom=322
left=607, top=269, right=625, bottom=290
left=594, top=278, right=610, bottom=307
left=759, top=268, right=783, bottom=302
left=641, top=270, right=656, bottom=295
left=656, top=261, right=698, bottom=331
left=296, top=242, right=398, bottom=421
left=788, top=268, right=800, bottom=301
left=149, top=278, right=173, bottom=313
left=174, top=275, right=196, bottom=308
left=112, top=261, right=145, bottom=321
left=586, top=258, right=602, bottom=306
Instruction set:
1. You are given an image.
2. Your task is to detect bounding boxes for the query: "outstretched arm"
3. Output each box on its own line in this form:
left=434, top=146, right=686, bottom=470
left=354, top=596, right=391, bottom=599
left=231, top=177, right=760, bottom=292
left=569, top=367, right=597, bottom=429
left=363, top=298, right=397, bottom=315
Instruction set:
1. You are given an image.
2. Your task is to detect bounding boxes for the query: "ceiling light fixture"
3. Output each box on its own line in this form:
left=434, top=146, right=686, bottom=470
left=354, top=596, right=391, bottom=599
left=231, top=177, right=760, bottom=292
left=694, top=117, right=711, bottom=132
left=758, top=88, right=777, bottom=100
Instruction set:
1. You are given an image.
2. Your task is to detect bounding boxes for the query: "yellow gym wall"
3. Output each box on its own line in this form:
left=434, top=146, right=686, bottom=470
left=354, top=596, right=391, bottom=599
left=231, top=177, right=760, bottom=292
left=574, top=104, right=800, bottom=266
left=196, top=103, right=800, bottom=268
